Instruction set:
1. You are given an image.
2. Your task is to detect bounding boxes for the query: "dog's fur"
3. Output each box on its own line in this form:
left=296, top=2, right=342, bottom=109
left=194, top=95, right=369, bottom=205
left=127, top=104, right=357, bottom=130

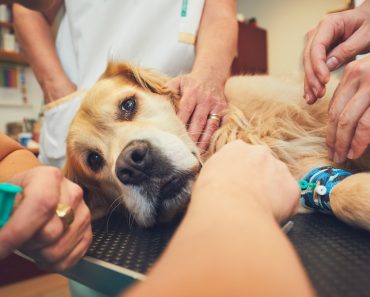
left=65, top=63, right=370, bottom=230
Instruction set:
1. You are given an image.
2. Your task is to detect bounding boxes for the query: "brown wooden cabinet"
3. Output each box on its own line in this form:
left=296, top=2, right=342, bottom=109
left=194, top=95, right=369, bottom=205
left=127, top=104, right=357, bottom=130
left=232, top=22, right=268, bottom=75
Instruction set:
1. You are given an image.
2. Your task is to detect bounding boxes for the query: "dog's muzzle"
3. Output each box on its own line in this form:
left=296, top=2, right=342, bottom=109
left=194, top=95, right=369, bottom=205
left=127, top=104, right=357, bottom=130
left=115, top=140, right=153, bottom=185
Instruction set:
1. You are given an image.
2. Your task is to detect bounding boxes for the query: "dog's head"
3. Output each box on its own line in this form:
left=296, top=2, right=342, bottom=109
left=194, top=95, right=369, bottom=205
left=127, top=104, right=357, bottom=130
left=65, top=63, right=201, bottom=227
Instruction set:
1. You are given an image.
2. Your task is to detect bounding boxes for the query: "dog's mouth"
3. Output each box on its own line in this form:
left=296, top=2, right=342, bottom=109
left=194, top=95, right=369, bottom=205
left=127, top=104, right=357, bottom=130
left=159, top=172, right=194, bottom=201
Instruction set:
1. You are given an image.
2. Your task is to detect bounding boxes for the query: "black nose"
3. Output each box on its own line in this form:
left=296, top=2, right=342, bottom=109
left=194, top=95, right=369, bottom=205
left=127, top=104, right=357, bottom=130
left=115, top=140, right=152, bottom=185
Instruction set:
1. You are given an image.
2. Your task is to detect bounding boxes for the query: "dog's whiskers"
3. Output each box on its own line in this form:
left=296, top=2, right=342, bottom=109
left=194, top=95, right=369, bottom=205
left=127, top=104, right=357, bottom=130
left=105, top=196, right=123, bottom=233
left=127, top=211, right=137, bottom=229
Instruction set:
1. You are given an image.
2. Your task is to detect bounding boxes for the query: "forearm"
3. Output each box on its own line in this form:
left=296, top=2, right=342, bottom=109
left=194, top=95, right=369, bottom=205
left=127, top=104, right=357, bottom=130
left=13, top=3, right=76, bottom=103
left=124, top=185, right=314, bottom=297
left=15, top=0, right=61, bottom=12
left=0, top=134, right=40, bottom=182
left=192, top=0, right=238, bottom=83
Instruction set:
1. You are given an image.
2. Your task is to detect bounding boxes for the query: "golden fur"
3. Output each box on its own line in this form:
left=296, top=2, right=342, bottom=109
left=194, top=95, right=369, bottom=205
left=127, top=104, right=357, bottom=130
left=65, top=63, right=370, bottom=230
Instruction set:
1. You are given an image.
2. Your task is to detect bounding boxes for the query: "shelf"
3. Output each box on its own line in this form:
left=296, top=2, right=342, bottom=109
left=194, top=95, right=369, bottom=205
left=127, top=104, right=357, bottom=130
left=0, top=50, right=28, bottom=65
left=0, top=100, right=32, bottom=108
left=0, top=21, right=13, bottom=29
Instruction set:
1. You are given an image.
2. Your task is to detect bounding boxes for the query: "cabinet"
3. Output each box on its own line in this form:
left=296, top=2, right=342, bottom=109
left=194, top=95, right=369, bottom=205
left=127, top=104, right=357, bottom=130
left=232, top=22, right=268, bottom=75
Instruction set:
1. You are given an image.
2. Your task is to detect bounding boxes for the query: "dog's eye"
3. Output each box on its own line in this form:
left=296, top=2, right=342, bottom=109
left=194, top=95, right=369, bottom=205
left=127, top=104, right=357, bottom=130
left=120, top=96, right=136, bottom=113
left=87, top=152, right=104, bottom=171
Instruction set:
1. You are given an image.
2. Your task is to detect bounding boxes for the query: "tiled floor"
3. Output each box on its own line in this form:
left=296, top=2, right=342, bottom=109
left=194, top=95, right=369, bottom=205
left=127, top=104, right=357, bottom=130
left=0, top=274, right=71, bottom=297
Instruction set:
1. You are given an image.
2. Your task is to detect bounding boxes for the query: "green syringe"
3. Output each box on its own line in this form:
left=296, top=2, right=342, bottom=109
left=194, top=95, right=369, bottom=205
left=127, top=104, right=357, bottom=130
left=0, top=183, right=22, bottom=228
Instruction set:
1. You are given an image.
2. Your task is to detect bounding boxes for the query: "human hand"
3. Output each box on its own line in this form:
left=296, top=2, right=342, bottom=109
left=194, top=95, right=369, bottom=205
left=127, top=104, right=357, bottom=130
left=0, top=166, right=92, bottom=272
left=326, top=56, right=370, bottom=163
left=193, top=141, right=300, bottom=223
left=166, top=72, right=227, bottom=153
left=303, top=1, right=370, bottom=104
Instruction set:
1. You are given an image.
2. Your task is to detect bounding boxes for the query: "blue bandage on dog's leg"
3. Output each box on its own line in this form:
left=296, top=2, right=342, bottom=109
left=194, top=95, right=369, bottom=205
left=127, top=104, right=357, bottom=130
left=299, top=166, right=352, bottom=214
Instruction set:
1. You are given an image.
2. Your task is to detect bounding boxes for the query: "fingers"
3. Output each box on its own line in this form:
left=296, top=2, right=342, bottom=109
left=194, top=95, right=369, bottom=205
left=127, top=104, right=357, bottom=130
left=327, top=74, right=359, bottom=161
left=328, top=26, right=370, bottom=67
left=174, top=76, right=197, bottom=125
left=22, top=177, right=84, bottom=250
left=198, top=114, right=222, bottom=152
left=37, top=230, right=92, bottom=272
left=24, top=194, right=92, bottom=271
left=59, top=178, right=84, bottom=209
left=174, top=74, right=227, bottom=150
left=189, top=96, right=226, bottom=151
left=326, top=58, right=370, bottom=163
left=36, top=210, right=91, bottom=267
left=53, top=230, right=92, bottom=272
left=308, top=15, right=345, bottom=80
left=186, top=91, right=218, bottom=147
left=0, top=167, right=62, bottom=258
left=22, top=216, right=64, bottom=250
left=274, top=159, right=301, bottom=223
left=348, top=107, right=370, bottom=159
left=303, top=10, right=369, bottom=103
left=303, top=27, right=330, bottom=104
left=200, top=141, right=299, bottom=223
left=187, top=105, right=208, bottom=145
left=332, top=92, right=370, bottom=163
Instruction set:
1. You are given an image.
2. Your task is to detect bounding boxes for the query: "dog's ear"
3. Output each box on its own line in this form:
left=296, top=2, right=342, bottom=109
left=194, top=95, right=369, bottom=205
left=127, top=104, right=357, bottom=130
left=63, top=159, right=107, bottom=221
left=63, top=158, right=77, bottom=184
left=102, top=62, right=170, bottom=95
left=102, top=62, right=180, bottom=108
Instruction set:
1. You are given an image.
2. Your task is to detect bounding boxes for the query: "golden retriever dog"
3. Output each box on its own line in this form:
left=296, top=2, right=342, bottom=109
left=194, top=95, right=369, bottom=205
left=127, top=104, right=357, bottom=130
left=65, top=63, right=370, bottom=230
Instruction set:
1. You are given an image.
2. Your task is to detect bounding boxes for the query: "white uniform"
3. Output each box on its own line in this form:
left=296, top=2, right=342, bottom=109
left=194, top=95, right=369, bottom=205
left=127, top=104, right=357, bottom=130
left=39, top=0, right=204, bottom=167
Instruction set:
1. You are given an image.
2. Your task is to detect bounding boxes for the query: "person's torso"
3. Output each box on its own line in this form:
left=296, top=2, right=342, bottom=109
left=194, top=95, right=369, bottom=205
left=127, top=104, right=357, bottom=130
left=56, top=0, right=203, bottom=88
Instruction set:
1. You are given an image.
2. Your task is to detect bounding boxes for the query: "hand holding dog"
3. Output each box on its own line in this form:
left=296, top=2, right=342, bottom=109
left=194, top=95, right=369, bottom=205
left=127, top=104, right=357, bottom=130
left=327, top=56, right=370, bottom=163
left=166, top=72, right=227, bottom=153
left=303, top=0, right=370, bottom=104
left=193, top=141, right=300, bottom=223
left=304, top=1, right=370, bottom=162
left=0, top=166, right=92, bottom=272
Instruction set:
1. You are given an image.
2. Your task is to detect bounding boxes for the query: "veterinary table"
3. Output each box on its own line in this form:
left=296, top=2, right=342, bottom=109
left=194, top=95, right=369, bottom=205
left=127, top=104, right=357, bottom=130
left=61, top=212, right=370, bottom=297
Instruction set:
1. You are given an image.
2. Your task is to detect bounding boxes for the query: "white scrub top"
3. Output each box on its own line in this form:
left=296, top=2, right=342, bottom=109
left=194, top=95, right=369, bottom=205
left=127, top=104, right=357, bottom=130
left=56, top=0, right=203, bottom=89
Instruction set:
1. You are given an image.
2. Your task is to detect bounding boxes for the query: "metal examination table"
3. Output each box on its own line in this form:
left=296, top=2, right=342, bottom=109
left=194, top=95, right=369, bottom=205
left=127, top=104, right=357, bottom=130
left=62, top=212, right=370, bottom=297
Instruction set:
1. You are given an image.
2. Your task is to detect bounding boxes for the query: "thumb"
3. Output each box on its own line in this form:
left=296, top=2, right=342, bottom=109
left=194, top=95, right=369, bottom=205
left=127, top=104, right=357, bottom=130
left=165, top=76, right=182, bottom=94
left=327, top=28, right=370, bottom=71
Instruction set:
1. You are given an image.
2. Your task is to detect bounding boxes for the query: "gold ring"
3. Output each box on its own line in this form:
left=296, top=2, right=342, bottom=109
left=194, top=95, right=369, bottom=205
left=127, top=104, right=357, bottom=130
left=56, top=203, right=75, bottom=228
left=207, top=113, right=221, bottom=122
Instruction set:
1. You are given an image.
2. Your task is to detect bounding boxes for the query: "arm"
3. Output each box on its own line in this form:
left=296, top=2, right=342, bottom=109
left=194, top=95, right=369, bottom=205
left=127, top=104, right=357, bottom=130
left=167, top=0, right=238, bottom=152
left=0, top=133, right=40, bottom=181
left=124, top=141, right=314, bottom=297
left=14, top=0, right=61, bottom=12
left=13, top=2, right=76, bottom=103
left=192, top=0, right=238, bottom=91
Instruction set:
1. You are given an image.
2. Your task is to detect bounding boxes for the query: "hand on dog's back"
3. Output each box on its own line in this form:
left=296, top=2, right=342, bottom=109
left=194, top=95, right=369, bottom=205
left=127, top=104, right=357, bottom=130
left=193, top=140, right=300, bottom=223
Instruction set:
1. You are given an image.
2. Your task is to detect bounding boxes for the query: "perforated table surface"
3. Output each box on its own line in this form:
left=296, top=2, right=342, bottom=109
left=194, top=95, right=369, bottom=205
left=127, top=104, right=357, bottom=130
left=62, top=212, right=370, bottom=297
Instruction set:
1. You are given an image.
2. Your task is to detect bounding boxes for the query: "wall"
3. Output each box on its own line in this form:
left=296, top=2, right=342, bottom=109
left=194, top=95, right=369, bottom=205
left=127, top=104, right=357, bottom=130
left=237, top=0, right=349, bottom=75
left=0, top=67, right=43, bottom=133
